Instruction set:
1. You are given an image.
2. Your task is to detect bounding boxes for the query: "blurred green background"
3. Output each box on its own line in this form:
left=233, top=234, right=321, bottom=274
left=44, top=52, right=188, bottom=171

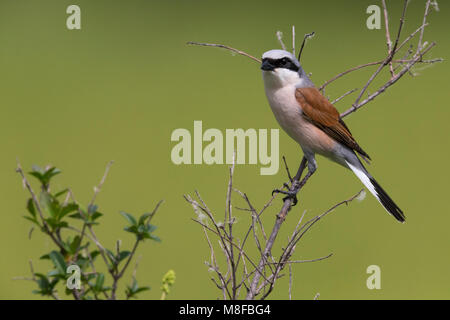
left=0, top=0, right=448, bottom=299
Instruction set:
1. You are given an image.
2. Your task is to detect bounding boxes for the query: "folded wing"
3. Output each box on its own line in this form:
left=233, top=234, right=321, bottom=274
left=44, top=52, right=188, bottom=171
left=295, top=87, right=371, bottom=161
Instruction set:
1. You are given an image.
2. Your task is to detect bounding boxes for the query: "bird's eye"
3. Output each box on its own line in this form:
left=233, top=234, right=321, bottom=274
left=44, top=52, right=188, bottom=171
left=279, top=58, right=291, bottom=67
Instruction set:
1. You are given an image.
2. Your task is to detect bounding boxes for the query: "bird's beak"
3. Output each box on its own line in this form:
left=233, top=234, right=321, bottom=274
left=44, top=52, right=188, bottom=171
left=261, top=59, right=275, bottom=71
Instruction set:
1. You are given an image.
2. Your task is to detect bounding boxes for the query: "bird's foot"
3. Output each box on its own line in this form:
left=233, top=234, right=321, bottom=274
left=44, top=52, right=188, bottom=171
left=271, top=188, right=298, bottom=206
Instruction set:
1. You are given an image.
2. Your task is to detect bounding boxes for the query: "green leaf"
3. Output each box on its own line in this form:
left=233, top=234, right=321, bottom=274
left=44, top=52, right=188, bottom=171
left=90, top=250, right=100, bottom=261
left=118, top=251, right=131, bottom=262
left=134, top=286, right=150, bottom=294
left=126, top=278, right=150, bottom=299
left=58, top=221, right=69, bottom=229
left=42, top=167, right=61, bottom=184
left=61, top=240, right=72, bottom=254
left=45, top=217, right=58, bottom=230
left=59, top=203, right=79, bottom=220
left=91, top=211, right=103, bottom=221
left=141, top=232, right=161, bottom=242
left=150, top=235, right=161, bottom=242
left=29, top=168, right=45, bottom=184
left=49, top=251, right=67, bottom=276
left=29, top=166, right=61, bottom=186
left=45, top=218, right=68, bottom=231
left=34, top=273, right=59, bottom=296
left=26, top=198, right=36, bottom=218
left=75, top=257, right=89, bottom=269
left=35, top=273, right=50, bottom=290
left=23, top=216, right=39, bottom=225
left=86, top=273, right=96, bottom=281
left=94, top=273, right=105, bottom=292
left=69, top=235, right=81, bottom=254
left=54, top=188, right=69, bottom=198
left=124, top=225, right=138, bottom=234
left=47, top=269, right=60, bottom=277
left=40, top=191, right=58, bottom=218
left=49, top=278, right=59, bottom=290
left=138, top=213, right=151, bottom=225
left=119, top=211, right=137, bottom=226
left=105, top=249, right=117, bottom=266
left=40, top=253, right=50, bottom=260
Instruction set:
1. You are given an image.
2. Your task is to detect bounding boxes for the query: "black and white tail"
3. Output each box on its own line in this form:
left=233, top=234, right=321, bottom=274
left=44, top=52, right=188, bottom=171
left=346, top=161, right=405, bottom=223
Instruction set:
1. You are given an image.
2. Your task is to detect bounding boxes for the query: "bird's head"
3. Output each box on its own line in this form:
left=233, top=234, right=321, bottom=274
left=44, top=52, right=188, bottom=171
left=261, top=49, right=311, bottom=88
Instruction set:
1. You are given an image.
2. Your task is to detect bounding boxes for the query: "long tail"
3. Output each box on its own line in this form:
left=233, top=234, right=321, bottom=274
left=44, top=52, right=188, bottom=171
left=345, top=160, right=405, bottom=223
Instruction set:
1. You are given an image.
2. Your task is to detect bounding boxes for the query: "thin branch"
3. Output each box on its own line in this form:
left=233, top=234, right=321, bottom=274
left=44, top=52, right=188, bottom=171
left=187, top=42, right=261, bottom=63
left=276, top=31, right=286, bottom=51
left=331, top=88, right=358, bottom=104
left=292, top=26, right=296, bottom=55
left=288, top=263, right=292, bottom=300
left=319, top=61, right=383, bottom=91
left=341, top=42, right=436, bottom=118
left=257, top=190, right=362, bottom=299
left=191, top=218, right=270, bottom=283
left=381, top=0, right=395, bottom=76
left=89, top=160, right=114, bottom=208
left=267, top=253, right=333, bottom=265
left=245, top=157, right=309, bottom=300
left=417, top=0, right=432, bottom=54
left=297, top=32, right=315, bottom=62
left=72, top=161, right=115, bottom=264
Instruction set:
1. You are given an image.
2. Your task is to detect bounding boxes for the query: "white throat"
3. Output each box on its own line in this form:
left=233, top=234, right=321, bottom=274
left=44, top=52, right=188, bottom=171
left=262, top=68, right=306, bottom=90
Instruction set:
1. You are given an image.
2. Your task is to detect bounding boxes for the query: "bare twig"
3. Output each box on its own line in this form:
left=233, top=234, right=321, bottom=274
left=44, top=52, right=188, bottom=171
left=256, top=190, right=362, bottom=299
left=297, top=32, right=315, bottom=62
left=187, top=42, right=261, bottom=63
left=292, top=26, right=296, bottom=55
left=331, top=88, right=358, bottom=104
left=381, top=0, right=395, bottom=76
left=89, top=160, right=114, bottom=208
left=276, top=31, right=286, bottom=51
left=353, top=0, right=408, bottom=108
left=288, top=263, right=293, bottom=300
left=341, top=42, right=436, bottom=118
left=73, top=161, right=114, bottom=262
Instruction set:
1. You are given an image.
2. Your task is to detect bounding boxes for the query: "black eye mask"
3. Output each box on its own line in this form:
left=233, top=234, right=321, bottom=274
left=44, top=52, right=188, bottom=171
left=261, top=57, right=300, bottom=72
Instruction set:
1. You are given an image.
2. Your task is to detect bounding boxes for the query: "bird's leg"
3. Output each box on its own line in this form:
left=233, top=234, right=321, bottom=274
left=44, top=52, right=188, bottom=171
left=272, top=157, right=308, bottom=206
left=298, top=156, right=316, bottom=188
left=298, top=167, right=315, bottom=189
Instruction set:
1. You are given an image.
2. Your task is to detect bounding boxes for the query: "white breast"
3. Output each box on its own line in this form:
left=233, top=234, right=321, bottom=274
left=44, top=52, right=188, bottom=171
left=262, top=71, right=336, bottom=156
left=264, top=83, right=303, bottom=138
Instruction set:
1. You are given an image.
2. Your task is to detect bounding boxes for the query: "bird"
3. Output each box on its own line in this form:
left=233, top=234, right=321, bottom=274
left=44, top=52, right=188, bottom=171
left=261, top=49, right=405, bottom=223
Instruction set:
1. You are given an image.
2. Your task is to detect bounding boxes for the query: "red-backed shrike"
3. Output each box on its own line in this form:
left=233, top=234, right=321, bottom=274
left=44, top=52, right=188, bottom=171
left=261, top=49, right=405, bottom=223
